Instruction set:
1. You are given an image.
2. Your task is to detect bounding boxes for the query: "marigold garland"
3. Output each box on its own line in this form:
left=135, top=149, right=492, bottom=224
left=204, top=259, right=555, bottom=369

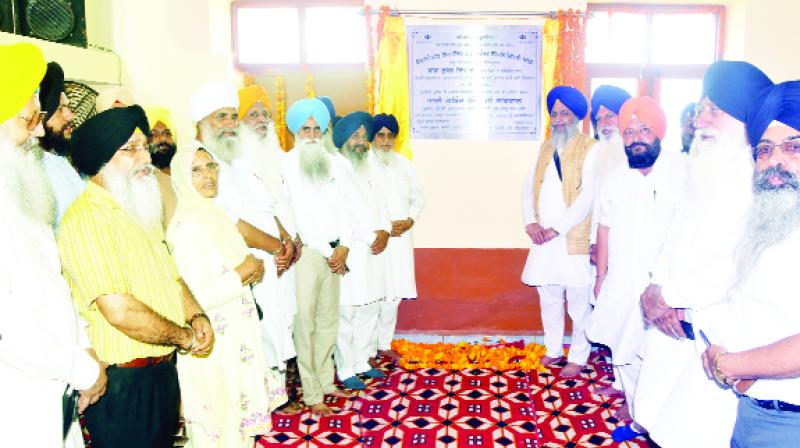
left=304, top=72, right=316, bottom=98
left=274, top=76, right=289, bottom=151
left=391, top=339, right=548, bottom=372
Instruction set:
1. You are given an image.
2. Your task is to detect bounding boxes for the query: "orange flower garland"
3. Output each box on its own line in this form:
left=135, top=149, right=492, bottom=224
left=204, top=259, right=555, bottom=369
left=274, top=76, right=289, bottom=151
left=391, top=339, right=548, bottom=372
left=305, top=72, right=316, bottom=98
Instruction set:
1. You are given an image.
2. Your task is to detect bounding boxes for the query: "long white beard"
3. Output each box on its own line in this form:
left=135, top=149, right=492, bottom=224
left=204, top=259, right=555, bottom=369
left=200, top=121, right=241, bottom=164
left=595, top=131, right=626, bottom=177
left=550, top=122, right=579, bottom=153
left=298, top=140, right=330, bottom=184
left=684, top=128, right=754, bottom=208
left=100, top=162, right=163, bottom=230
left=322, top=131, right=337, bottom=154
left=341, top=143, right=369, bottom=174
left=0, top=137, right=56, bottom=225
left=239, top=123, right=283, bottom=170
left=375, top=148, right=394, bottom=165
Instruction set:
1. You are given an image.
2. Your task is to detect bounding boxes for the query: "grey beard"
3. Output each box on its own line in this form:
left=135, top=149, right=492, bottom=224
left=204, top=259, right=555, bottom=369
left=550, top=122, right=579, bottom=152
left=298, top=140, right=330, bottom=184
left=200, top=121, right=240, bottom=164
left=0, top=137, right=56, bottom=226
left=322, top=131, right=338, bottom=154
left=735, top=184, right=800, bottom=287
left=100, top=162, right=163, bottom=230
left=375, top=148, right=394, bottom=165
left=341, top=143, right=369, bottom=174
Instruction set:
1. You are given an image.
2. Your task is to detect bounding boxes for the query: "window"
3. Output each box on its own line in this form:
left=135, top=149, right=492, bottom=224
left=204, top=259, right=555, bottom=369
left=586, top=4, right=724, bottom=151
left=232, top=0, right=366, bottom=69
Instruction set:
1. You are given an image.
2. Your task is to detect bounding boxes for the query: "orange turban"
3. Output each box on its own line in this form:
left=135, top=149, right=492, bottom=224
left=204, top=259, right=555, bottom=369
left=618, top=96, right=667, bottom=140
left=238, top=85, right=272, bottom=120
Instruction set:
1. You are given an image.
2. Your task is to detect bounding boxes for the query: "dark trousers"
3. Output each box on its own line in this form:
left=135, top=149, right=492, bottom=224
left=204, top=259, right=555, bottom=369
left=84, top=357, right=180, bottom=448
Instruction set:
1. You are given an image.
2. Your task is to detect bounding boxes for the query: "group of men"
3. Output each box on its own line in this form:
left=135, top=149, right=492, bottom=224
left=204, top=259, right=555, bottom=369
left=522, top=60, right=800, bottom=447
left=0, top=41, right=424, bottom=447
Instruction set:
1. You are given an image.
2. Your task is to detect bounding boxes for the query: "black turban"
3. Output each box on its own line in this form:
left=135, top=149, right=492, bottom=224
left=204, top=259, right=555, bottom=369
left=371, top=113, right=399, bottom=141
left=746, top=81, right=800, bottom=146
left=333, top=111, right=373, bottom=148
left=39, top=62, right=64, bottom=118
left=71, top=105, right=150, bottom=176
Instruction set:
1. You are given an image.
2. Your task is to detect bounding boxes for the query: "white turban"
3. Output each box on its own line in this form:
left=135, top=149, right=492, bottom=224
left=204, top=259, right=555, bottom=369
left=95, top=86, right=137, bottom=112
left=190, top=81, right=239, bottom=124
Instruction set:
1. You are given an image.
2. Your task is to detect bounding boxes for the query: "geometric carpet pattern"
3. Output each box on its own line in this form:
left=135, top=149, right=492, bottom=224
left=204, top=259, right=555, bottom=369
left=258, top=347, right=650, bottom=448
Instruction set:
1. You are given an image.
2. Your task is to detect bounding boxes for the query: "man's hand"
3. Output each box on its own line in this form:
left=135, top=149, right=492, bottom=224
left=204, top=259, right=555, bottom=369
left=189, top=315, right=214, bottom=356
left=702, top=344, right=728, bottom=381
left=534, top=228, right=559, bottom=245
left=652, top=308, right=687, bottom=339
left=235, top=254, right=264, bottom=286
left=525, top=223, right=544, bottom=243
left=371, top=230, right=390, bottom=255
left=275, top=242, right=292, bottom=271
left=78, top=362, right=108, bottom=413
left=328, top=246, right=349, bottom=274
left=391, top=219, right=413, bottom=237
left=640, top=283, right=670, bottom=324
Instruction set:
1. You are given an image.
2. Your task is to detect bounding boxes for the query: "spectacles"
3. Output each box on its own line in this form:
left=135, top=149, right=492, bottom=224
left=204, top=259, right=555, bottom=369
left=695, top=103, right=722, bottom=119
left=120, top=142, right=148, bottom=153
left=150, top=129, right=172, bottom=139
left=623, top=126, right=654, bottom=139
left=18, top=111, right=47, bottom=131
left=246, top=110, right=272, bottom=121
left=349, top=134, right=368, bottom=142
left=753, top=140, right=800, bottom=160
left=191, top=162, right=220, bottom=177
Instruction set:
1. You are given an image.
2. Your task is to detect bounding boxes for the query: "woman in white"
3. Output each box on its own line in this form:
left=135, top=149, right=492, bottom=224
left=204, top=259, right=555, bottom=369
left=167, top=141, right=286, bottom=447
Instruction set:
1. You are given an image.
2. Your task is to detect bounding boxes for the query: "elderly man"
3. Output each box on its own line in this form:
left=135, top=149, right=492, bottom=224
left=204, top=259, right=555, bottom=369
left=634, top=61, right=773, bottom=448
left=37, top=61, right=86, bottom=229
left=58, top=105, right=213, bottom=448
left=331, top=112, right=391, bottom=390
left=587, top=97, right=687, bottom=441
left=699, top=81, right=800, bottom=447
left=521, top=85, right=598, bottom=378
left=0, top=42, right=103, bottom=448
left=145, top=105, right=178, bottom=228
left=283, top=98, right=352, bottom=416
left=369, top=113, right=424, bottom=362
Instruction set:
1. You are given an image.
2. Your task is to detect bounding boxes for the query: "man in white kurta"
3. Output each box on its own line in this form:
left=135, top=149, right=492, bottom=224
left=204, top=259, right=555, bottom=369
left=587, top=97, right=687, bottom=440
left=635, top=61, right=773, bottom=448
left=331, top=112, right=392, bottom=389
left=0, top=42, right=101, bottom=447
left=190, top=82, right=297, bottom=373
left=522, top=86, right=598, bottom=377
left=369, top=114, right=424, bottom=361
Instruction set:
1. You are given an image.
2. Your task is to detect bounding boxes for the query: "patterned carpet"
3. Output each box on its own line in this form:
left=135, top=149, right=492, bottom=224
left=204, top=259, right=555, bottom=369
left=258, top=346, right=650, bottom=448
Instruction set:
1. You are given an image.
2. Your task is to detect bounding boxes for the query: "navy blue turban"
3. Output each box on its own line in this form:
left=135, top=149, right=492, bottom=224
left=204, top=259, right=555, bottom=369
left=371, top=113, right=399, bottom=141
left=333, top=111, right=373, bottom=149
left=590, top=85, right=631, bottom=122
left=746, top=81, right=800, bottom=146
left=71, top=105, right=150, bottom=176
left=702, top=60, right=772, bottom=122
left=547, top=86, right=588, bottom=120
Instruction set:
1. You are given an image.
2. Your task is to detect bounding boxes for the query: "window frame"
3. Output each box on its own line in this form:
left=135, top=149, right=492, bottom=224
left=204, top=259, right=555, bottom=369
left=231, top=0, right=367, bottom=71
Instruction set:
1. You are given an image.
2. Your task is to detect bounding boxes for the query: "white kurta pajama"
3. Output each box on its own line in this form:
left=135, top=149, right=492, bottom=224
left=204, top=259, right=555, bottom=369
left=634, top=147, right=753, bottom=448
left=586, top=153, right=687, bottom=414
left=332, top=153, right=392, bottom=380
left=371, top=151, right=424, bottom=352
left=0, top=193, right=99, bottom=447
left=521, top=141, right=599, bottom=364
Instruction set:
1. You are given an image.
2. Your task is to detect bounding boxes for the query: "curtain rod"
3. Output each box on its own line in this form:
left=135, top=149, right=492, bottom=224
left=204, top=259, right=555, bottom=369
left=362, top=9, right=587, bottom=18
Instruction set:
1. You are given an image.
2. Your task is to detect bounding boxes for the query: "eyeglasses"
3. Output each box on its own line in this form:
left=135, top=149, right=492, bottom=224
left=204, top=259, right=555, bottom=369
left=18, top=111, right=47, bottom=131
left=695, top=103, right=723, bottom=119
left=623, top=126, right=654, bottom=139
left=246, top=110, right=272, bottom=121
left=120, top=142, right=148, bottom=153
left=753, top=140, right=800, bottom=160
left=191, top=162, right=220, bottom=177
left=349, top=134, right=368, bottom=142
left=150, top=129, right=173, bottom=139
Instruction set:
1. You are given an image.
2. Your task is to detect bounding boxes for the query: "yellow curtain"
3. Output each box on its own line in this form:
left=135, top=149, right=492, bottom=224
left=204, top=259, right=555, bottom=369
left=375, top=16, right=412, bottom=160
left=542, top=17, right=560, bottom=139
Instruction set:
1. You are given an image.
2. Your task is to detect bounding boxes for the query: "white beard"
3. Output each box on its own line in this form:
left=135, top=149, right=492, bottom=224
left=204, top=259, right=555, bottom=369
left=684, top=128, right=754, bottom=208
left=100, top=162, right=163, bottom=230
left=297, top=140, right=330, bottom=184
left=341, top=143, right=369, bottom=174
left=595, top=131, right=626, bottom=178
left=550, top=122, right=579, bottom=153
left=375, top=148, right=394, bottom=165
left=322, top=130, right=337, bottom=154
left=200, top=121, right=241, bottom=164
left=0, top=137, right=56, bottom=226
left=239, top=123, right=284, bottom=170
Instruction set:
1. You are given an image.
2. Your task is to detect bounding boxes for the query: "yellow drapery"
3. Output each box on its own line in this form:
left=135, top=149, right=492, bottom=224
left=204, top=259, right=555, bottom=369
left=375, top=16, right=412, bottom=160
left=542, top=17, right=560, bottom=139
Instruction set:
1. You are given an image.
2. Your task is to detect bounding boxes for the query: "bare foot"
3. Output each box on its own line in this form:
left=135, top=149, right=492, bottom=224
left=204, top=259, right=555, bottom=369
left=594, top=385, right=625, bottom=398
left=310, top=403, right=333, bottom=417
left=614, top=402, right=631, bottom=422
left=378, top=349, right=402, bottom=362
left=540, top=355, right=562, bottom=367
left=368, top=357, right=380, bottom=369
left=278, top=401, right=305, bottom=415
left=560, top=362, right=583, bottom=378
left=327, top=388, right=351, bottom=398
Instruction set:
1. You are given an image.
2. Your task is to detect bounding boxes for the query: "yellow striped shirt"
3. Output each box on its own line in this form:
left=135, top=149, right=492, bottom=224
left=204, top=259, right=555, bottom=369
left=57, top=182, right=185, bottom=364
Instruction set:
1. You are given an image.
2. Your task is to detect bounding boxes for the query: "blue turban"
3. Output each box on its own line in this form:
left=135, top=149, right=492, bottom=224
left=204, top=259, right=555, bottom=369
left=318, top=96, right=336, bottom=121
left=547, top=86, right=588, bottom=120
left=333, top=111, right=373, bottom=148
left=371, top=113, right=399, bottom=141
left=702, top=60, right=772, bottom=122
left=746, top=81, right=800, bottom=146
left=286, top=98, right=331, bottom=135
left=590, top=85, right=631, bottom=122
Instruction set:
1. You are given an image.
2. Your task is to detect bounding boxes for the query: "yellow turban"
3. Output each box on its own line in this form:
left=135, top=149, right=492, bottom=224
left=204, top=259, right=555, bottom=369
left=238, top=85, right=272, bottom=120
left=144, top=105, right=177, bottom=139
left=0, top=43, right=46, bottom=123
